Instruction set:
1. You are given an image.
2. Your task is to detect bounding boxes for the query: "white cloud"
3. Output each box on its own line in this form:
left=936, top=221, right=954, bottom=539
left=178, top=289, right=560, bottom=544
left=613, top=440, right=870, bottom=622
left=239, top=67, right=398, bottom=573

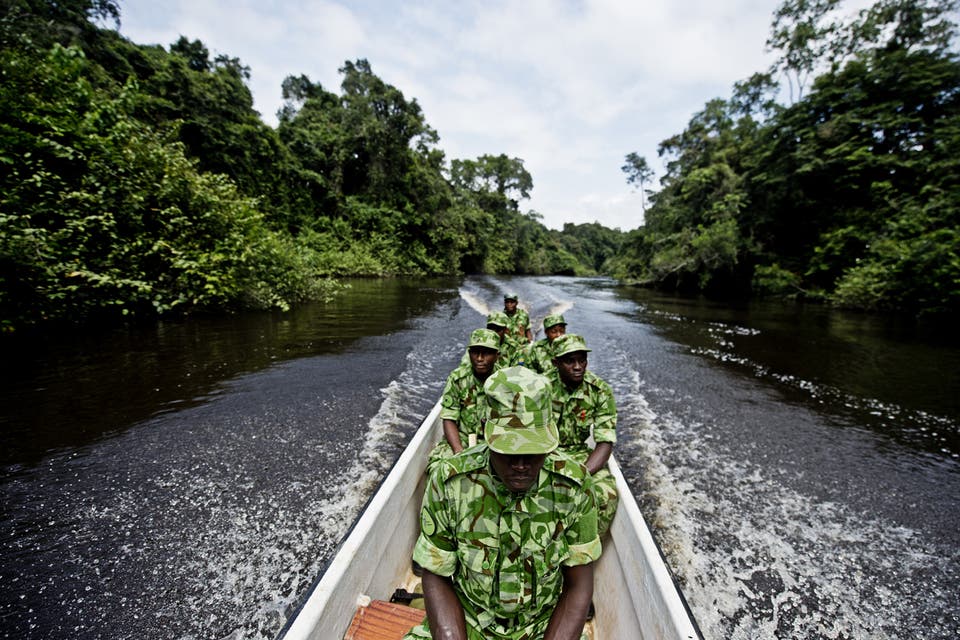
left=117, top=0, right=786, bottom=230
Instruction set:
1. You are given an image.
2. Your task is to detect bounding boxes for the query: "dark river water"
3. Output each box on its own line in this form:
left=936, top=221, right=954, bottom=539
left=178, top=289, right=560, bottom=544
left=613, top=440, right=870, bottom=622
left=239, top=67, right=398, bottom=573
left=2, top=276, right=958, bottom=640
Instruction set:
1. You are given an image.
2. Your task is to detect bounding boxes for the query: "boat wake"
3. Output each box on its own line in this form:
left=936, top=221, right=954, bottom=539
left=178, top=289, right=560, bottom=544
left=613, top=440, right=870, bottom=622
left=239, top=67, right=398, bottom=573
left=579, top=319, right=960, bottom=640
left=458, top=291, right=491, bottom=317
left=633, top=402, right=959, bottom=639
left=458, top=284, right=572, bottom=338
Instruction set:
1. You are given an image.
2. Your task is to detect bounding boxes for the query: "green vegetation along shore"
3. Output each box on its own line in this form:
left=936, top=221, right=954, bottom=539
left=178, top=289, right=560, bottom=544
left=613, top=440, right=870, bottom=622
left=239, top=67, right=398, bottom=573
left=2, top=0, right=957, bottom=331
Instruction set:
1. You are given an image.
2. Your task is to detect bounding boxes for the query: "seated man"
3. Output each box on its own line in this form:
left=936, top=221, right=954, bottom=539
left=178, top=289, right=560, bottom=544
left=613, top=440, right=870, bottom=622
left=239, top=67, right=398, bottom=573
left=490, top=311, right=528, bottom=367
left=428, top=328, right=501, bottom=472
left=547, top=334, right=619, bottom=537
left=462, top=312, right=526, bottom=368
left=405, top=366, right=600, bottom=640
left=502, top=293, right=533, bottom=343
left=525, top=313, right=567, bottom=374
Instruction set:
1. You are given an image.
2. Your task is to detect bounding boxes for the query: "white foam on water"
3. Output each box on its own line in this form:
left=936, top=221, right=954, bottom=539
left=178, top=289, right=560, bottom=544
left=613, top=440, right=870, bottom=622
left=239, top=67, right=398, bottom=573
left=458, top=290, right=491, bottom=317
left=590, top=335, right=959, bottom=640
left=530, top=300, right=574, bottom=335
left=545, top=300, right=574, bottom=316
left=608, top=369, right=704, bottom=598
left=55, top=338, right=460, bottom=640
left=458, top=285, right=559, bottom=336
left=627, top=402, right=959, bottom=639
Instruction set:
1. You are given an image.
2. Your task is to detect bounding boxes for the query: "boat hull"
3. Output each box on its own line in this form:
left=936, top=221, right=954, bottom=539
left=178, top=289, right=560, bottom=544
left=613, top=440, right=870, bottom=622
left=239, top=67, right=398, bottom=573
left=279, top=402, right=440, bottom=640
left=278, top=401, right=700, bottom=640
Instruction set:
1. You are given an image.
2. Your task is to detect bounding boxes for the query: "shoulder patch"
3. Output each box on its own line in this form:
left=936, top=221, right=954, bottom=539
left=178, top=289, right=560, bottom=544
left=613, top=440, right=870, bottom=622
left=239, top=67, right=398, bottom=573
left=421, top=509, right=437, bottom=536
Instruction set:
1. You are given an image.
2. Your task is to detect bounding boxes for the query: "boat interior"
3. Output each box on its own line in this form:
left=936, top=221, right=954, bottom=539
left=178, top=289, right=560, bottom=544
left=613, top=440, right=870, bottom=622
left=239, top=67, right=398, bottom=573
left=342, top=566, right=597, bottom=640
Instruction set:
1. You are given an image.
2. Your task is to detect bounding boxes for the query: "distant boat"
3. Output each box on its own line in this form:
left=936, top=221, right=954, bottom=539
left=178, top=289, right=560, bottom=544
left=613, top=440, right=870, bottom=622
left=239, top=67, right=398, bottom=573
left=277, top=401, right=702, bottom=640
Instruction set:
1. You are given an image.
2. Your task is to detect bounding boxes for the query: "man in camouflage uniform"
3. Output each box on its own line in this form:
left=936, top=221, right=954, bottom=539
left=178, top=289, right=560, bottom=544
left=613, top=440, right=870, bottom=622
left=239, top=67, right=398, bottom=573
left=547, top=334, right=619, bottom=537
left=524, top=313, right=567, bottom=374
left=502, top=293, right=533, bottom=343
left=405, top=366, right=600, bottom=640
left=463, top=312, right=526, bottom=368
left=429, top=328, right=501, bottom=472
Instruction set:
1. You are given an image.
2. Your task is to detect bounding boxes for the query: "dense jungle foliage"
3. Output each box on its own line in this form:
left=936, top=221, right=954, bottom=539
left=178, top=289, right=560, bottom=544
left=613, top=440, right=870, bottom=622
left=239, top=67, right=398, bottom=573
left=616, top=0, right=960, bottom=315
left=2, top=1, right=957, bottom=330
left=0, top=0, right=623, bottom=329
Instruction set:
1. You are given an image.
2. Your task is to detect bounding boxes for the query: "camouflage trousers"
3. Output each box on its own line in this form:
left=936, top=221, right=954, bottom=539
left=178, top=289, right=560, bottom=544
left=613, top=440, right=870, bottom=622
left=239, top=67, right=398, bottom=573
left=591, top=466, right=618, bottom=538
left=426, top=440, right=455, bottom=476
left=403, top=616, right=588, bottom=640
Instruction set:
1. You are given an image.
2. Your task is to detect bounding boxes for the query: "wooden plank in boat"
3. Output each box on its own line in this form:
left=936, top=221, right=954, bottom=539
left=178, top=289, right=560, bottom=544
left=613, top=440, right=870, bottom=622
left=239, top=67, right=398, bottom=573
left=343, top=599, right=425, bottom=640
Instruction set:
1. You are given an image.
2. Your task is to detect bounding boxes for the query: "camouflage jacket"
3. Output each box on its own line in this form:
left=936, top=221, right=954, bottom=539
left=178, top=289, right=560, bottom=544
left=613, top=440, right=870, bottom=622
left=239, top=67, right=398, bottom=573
left=412, top=446, right=601, bottom=631
left=504, top=308, right=530, bottom=341
left=440, top=362, right=499, bottom=440
left=548, top=369, right=618, bottom=453
left=499, top=333, right=529, bottom=368
left=524, top=338, right=556, bottom=374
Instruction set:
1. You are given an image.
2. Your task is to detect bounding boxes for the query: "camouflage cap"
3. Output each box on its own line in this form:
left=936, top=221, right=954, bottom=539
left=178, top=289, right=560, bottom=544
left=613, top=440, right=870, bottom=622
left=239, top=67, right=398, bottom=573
left=467, top=328, right=500, bottom=351
left=503, top=293, right=519, bottom=301
left=552, top=333, right=591, bottom=358
left=483, top=366, right=559, bottom=455
left=542, top=313, right=566, bottom=329
left=485, top=311, right=510, bottom=328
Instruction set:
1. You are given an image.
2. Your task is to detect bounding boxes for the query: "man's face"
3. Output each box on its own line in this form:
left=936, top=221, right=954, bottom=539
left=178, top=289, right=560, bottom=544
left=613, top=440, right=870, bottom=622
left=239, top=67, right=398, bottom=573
left=469, top=346, right=498, bottom=378
left=489, top=450, right=546, bottom=493
left=487, top=324, right=507, bottom=339
left=545, top=324, right=566, bottom=342
left=555, top=351, right=588, bottom=387
left=504, top=299, right=518, bottom=314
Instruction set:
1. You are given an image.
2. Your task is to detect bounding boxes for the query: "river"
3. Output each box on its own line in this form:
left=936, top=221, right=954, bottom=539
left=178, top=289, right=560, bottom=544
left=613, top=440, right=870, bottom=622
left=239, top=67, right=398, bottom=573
left=1, top=276, right=957, bottom=639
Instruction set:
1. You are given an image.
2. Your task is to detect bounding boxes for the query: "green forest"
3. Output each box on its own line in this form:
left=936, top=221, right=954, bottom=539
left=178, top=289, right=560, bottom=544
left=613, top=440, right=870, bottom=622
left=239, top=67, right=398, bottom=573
left=616, top=0, right=960, bottom=315
left=1, top=0, right=958, bottom=331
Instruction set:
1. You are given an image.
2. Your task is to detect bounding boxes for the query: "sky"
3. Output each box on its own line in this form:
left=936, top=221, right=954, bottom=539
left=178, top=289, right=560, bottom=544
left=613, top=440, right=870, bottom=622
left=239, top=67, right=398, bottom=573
left=115, top=0, right=787, bottom=231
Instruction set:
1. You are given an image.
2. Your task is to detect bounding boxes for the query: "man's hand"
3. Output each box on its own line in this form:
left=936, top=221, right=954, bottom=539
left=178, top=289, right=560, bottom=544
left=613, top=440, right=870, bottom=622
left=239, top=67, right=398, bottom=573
left=585, top=442, right=613, bottom=475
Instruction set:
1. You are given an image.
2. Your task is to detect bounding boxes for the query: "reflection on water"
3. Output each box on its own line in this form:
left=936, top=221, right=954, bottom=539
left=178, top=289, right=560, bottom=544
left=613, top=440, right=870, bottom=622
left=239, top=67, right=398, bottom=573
left=615, top=289, right=960, bottom=461
left=0, top=278, right=459, bottom=467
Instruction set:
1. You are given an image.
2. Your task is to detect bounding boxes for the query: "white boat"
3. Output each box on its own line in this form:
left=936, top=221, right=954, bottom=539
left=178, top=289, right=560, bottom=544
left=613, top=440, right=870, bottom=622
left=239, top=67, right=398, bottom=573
left=278, top=400, right=701, bottom=640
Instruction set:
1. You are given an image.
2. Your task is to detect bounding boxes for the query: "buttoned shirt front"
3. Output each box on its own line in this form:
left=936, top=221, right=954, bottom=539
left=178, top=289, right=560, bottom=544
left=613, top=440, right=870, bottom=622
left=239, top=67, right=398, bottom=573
left=504, top=308, right=530, bottom=342
left=548, top=369, right=618, bottom=454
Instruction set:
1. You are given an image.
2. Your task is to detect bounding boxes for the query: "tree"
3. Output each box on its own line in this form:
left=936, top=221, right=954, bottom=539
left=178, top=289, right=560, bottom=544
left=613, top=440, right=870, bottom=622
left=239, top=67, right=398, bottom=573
left=0, top=2, right=636, bottom=330
left=1, top=0, right=119, bottom=45
left=621, top=152, right=654, bottom=213
left=0, top=43, right=330, bottom=329
left=450, top=154, right=533, bottom=212
left=557, top=223, right=625, bottom=273
left=849, top=0, right=958, bottom=55
left=766, top=0, right=845, bottom=102
left=610, top=0, right=960, bottom=314
left=170, top=36, right=210, bottom=72
left=336, top=59, right=440, bottom=206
